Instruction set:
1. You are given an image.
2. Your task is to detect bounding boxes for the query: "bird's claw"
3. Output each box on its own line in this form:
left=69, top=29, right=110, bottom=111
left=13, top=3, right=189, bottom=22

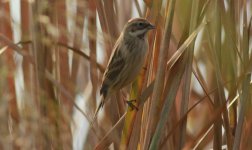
left=126, top=99, right=139, bottom=111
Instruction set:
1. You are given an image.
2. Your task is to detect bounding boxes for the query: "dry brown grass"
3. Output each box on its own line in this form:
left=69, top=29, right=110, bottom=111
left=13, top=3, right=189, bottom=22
left=0, top=0, right=252, bottom=149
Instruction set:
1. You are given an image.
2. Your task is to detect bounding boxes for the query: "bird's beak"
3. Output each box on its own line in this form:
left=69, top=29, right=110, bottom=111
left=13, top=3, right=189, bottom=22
left=148, top=23, right=156, bottom=30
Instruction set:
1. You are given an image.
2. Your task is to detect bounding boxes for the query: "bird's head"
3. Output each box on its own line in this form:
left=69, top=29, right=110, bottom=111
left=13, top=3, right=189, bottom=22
left=124, top=18, right=155, bottom=39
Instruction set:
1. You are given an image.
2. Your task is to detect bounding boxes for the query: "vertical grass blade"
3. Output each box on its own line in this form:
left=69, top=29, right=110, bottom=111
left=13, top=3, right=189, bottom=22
left=178, top=0, right=199, bottom=149
left=149, top=21, right=206, bottom=149
left=143, top=0, right=176, bottom=148
left=233, top=0, right=251, bottom=149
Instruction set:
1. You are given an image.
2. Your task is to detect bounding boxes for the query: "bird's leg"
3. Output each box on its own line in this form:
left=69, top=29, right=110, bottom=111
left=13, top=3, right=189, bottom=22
left=120, top=89, right=139, bottom=110
left=125, top=99, right=139, bottom=111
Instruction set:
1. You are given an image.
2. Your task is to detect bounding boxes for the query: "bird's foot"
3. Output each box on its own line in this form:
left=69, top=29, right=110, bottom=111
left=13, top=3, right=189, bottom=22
left=126, top=99, right=139, bottom=111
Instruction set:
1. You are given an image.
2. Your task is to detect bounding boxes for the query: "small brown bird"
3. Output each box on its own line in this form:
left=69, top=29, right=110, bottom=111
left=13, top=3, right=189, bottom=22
left=92, top=18, right=155, bottom=123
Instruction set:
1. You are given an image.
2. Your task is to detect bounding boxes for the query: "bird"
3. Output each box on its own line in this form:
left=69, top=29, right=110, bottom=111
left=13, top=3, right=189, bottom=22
left=92, top=18, right=155, bottom=124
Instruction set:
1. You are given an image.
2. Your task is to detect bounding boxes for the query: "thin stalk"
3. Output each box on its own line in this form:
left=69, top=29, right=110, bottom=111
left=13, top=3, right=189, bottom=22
left=143, top=0, right=176, bottom=148
left=178, top=0, right=199, bottom=149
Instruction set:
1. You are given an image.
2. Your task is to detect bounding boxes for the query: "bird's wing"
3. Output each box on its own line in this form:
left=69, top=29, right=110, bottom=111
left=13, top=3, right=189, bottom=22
left=92, top=43, right=125, bottom=125
left=100, top=44, right=126, bottom=97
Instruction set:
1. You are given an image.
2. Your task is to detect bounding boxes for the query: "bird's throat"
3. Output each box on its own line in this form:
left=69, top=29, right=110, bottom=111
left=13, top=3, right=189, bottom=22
left=137, top=33, right=146, bottom=40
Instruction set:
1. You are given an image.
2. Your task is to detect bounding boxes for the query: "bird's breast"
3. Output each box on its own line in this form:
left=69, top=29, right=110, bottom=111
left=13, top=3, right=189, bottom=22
left=121, top=39, right=148, bottom=86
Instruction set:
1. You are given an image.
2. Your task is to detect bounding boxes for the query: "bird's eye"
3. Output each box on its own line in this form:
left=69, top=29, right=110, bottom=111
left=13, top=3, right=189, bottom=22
left=139, top=22, right=143, bottom=26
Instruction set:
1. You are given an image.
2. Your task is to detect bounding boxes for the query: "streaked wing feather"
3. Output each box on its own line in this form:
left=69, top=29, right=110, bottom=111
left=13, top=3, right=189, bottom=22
left=105, top=53, right=125, bottom=80
left=100, top=44, right=125, bottom=96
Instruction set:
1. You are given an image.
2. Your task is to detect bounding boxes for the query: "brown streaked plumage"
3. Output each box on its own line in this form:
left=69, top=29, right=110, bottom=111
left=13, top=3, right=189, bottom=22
left=92, top=18, right=155, bottom=124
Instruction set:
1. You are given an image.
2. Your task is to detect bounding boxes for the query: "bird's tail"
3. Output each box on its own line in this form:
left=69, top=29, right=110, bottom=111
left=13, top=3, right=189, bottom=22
left=90, top=99, right=105, bottom=126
